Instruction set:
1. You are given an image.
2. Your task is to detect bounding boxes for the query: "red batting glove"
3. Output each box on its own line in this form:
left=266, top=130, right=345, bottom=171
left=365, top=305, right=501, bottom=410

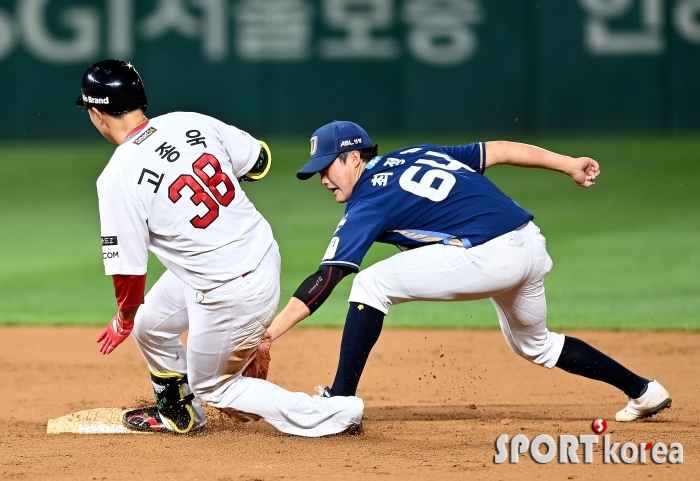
left=97, top=315, right=134, bottom=355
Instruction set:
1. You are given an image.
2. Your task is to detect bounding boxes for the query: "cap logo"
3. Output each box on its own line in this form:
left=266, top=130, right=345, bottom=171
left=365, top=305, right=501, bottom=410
left=310, top=136, right=318, bottom=155
left=339, top=136, right=363, bottom=149
left=83, top=94, right=109, bottom=105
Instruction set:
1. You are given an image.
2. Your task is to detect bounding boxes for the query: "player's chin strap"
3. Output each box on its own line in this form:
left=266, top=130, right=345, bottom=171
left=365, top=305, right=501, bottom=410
left=241, top=140, right=272, bottom=182
left=149, top=368, right=196, bottom=433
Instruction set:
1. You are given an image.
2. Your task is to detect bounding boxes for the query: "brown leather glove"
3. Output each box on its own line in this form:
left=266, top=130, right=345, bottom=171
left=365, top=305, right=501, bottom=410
left=241, top=332, right=272, bottom=379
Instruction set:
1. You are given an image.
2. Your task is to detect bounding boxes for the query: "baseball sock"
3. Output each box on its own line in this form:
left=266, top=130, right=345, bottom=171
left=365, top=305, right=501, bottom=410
left=555, top=336, right=649, bottom=399
left=330, top=302, right=384, bottom=396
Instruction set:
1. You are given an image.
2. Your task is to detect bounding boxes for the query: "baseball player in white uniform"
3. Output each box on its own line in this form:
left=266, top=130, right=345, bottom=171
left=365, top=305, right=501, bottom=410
left=77, top=60, right=363, bottom=436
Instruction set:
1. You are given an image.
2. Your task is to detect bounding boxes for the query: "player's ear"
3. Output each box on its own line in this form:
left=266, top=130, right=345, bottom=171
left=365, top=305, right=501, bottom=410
left=90, top=107, right=104, bottom=124
left=351, top=150, right=362, bottom=167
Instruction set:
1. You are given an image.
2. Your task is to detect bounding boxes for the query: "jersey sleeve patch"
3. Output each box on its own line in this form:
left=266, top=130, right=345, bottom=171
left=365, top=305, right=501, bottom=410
left=101, top=236, right=120, bottom=265
left=323, top=236, right=340, bottom=260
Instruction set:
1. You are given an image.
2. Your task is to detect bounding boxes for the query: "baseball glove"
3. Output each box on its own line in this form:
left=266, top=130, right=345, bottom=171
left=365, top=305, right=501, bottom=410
left=241, top=332, right=272, bottom=380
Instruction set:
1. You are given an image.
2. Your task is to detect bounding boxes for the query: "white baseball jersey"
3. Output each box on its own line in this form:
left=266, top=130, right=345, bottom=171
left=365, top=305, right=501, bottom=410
left=97, top=112, right=274, bottom=291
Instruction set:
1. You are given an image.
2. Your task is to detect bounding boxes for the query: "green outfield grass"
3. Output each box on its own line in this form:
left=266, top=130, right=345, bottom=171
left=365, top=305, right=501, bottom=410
left=0, top=134, right=698, bottom=329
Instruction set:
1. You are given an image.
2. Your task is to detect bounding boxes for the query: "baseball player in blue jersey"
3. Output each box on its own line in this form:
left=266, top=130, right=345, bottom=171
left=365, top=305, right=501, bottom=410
left=267, top=120, right=671, bottom=422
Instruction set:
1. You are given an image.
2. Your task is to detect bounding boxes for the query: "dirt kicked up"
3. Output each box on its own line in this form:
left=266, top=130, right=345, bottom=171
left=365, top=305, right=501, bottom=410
left=1, top=326, right=697, bottom=480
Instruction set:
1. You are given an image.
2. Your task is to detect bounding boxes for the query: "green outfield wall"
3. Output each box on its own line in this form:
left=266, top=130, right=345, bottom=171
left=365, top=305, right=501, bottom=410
left=0, top=0, right=698, bottom=138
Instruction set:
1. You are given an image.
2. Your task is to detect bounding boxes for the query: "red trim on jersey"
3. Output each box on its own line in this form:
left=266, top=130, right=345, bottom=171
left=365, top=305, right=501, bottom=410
left=112, top=274, right=147, bottom=312
left=123, top=119, right=150, bottom=142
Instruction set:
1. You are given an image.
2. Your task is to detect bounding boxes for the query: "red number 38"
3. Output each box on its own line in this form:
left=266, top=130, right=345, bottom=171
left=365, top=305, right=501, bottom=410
left=168, top=153, right=235, bottom=229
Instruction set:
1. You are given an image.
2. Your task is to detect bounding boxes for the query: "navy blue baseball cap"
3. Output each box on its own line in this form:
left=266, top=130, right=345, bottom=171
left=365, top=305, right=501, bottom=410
left=297, top=120, right=372, bottom=180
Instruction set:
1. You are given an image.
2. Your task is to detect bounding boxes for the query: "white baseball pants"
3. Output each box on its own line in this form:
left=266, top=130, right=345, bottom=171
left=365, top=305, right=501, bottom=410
left=349, top=222, right=565, bottom=368
left=132, top=244, right=363, bottom=437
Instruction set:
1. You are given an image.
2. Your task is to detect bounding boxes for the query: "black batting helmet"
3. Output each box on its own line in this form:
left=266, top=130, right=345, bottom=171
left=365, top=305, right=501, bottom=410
left=76, top=59, right=148, bottom=115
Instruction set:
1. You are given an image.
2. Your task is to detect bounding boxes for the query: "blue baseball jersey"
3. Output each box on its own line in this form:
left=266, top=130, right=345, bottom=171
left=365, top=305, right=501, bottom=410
left=320, top=143, right=534, bottom=272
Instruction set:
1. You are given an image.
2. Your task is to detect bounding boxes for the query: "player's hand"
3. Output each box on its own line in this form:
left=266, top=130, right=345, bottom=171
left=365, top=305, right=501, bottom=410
left=570, top=157, right=600, bottom=187
left=97, top=315, right=134, bottom=355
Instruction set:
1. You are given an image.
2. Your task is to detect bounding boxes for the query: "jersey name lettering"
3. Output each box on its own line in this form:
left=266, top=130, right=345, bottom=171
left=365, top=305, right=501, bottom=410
left=186, top=130, right=208, bottom=148
left=384, top=158, right=405, bottom=167
left=138, top=168, right=164, bottom=193
left=371, top=173, right=393, bottom=187
left=155, top=142, right=181, bottom=162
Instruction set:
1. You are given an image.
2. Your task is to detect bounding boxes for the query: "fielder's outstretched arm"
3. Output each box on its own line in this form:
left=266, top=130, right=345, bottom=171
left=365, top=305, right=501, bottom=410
left=484, top=141, right=600, bottom=187
left=267, top=265, right=352, bottom=341
left=268, top=298, right=310, bottom=342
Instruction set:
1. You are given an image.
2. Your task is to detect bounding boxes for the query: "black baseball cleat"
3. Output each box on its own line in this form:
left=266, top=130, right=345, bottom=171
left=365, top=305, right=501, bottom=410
left=123, top=406, right=170, bottom=433
left=123, top=405, right=204, bottom=434
left=124, top=369, right=206, bottom=434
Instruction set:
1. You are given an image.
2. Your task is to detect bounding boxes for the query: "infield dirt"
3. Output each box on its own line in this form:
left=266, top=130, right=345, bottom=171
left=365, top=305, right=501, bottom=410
left=1, top=327, right=697, bottom=480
